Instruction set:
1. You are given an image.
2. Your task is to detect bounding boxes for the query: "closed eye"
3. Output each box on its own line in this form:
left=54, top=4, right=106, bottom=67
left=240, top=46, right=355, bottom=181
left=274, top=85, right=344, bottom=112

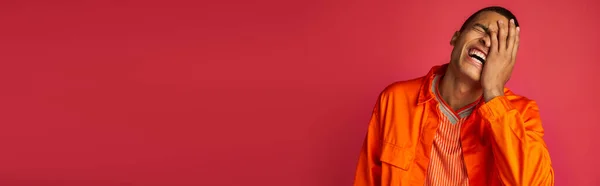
left=473, top=27, right=485, bottom=33
left=472, top=23, right=488, bottom=34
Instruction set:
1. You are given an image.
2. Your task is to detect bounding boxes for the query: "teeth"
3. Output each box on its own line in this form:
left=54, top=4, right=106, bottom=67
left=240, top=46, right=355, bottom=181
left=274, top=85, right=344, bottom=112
left=469, top=49, right=486, bottom=61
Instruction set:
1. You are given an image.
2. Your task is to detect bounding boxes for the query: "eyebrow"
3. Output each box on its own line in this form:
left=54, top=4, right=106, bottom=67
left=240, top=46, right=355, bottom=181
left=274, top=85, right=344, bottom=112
left=473, top=23, right=489, bottom=33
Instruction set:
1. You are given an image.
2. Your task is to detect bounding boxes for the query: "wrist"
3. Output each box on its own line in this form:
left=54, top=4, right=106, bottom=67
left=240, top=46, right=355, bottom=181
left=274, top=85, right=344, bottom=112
left=483, top=89, right=504, bottom=102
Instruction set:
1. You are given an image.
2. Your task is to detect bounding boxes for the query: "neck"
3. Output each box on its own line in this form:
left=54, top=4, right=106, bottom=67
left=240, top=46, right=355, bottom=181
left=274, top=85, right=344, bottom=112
left=438, top=67, right=482, bottom=111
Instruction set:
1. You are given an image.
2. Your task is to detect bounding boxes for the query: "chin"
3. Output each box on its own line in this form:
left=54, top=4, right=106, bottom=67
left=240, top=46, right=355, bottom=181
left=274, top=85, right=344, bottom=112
left=460, top=70, right=481, bottom=82
left=467, top=73, right=481, bottom=82
left=458, top=60, right=482, bottom=82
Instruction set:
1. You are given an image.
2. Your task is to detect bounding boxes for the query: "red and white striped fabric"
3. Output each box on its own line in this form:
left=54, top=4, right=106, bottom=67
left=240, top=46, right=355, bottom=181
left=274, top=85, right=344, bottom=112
left=424, top=75, right=478, bottom=186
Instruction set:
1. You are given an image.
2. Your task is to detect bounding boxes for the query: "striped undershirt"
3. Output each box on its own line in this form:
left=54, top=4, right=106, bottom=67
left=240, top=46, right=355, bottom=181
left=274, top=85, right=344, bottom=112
left=424, top=75, right=479, bottom=186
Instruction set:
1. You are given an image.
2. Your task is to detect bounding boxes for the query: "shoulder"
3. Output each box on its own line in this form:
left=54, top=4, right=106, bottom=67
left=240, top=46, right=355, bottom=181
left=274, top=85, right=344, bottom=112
left=380, top=76, right=423, bottom=96
left=374, top=76, right=427, bottom=106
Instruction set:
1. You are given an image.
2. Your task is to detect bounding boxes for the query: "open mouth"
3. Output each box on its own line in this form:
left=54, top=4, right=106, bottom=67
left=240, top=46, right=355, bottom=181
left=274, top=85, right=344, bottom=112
left=468, top=48, right=487, bottom=64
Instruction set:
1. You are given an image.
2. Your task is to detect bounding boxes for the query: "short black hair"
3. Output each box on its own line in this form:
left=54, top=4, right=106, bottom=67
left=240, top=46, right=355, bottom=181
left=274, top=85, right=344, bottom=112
left=459, top=6, right=519, bottom=32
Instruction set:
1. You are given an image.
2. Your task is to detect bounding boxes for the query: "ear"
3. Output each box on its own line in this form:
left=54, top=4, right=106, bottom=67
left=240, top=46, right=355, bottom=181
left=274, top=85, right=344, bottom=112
left=450, top=31, right=460, bottom=46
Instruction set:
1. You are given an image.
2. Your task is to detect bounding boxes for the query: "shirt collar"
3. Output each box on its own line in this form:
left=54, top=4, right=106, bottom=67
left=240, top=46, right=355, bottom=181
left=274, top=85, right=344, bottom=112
left=417, top=64, right=448, bottom=105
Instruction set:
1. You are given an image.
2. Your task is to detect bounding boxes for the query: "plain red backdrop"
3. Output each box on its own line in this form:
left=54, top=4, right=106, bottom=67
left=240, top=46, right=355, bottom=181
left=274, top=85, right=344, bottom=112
left=1, top=0, right=599, bottom=185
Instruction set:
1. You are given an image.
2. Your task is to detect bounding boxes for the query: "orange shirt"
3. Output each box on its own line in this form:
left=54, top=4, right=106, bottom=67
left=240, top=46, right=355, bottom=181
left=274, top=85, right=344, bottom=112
left=353, top=64, right=554, bottom=186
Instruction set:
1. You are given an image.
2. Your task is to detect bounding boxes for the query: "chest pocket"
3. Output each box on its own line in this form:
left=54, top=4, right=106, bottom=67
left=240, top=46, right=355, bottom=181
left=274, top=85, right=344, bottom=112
left=380, top=142, right=415, bottom=171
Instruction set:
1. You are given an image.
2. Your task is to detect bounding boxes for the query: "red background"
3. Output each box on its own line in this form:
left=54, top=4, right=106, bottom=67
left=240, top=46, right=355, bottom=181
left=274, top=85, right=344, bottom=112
left=1, top=0, right=598, bottom=185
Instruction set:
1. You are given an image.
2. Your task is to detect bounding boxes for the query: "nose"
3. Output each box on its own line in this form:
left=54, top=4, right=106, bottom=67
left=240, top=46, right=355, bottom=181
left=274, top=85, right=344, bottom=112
left=480, top=36, right=491, bottom=48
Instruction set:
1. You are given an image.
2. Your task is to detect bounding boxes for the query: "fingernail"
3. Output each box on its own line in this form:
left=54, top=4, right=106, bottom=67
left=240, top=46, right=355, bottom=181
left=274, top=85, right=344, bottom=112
left=510, top=19, right=514, bottom=24
left=498, top=20, right=504, bottom=24
left=517, top=27, right=520, bottom=32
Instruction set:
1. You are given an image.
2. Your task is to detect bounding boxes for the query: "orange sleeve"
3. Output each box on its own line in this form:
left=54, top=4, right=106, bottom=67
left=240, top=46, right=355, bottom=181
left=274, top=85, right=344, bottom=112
left=353, top=99, right=383, bottom=186
left=479, top=96, right=555, bottom=185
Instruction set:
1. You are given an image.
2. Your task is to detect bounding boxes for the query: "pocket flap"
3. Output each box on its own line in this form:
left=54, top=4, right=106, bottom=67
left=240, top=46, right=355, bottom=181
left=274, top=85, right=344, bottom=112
left=379, top=142, right=414, bottom=170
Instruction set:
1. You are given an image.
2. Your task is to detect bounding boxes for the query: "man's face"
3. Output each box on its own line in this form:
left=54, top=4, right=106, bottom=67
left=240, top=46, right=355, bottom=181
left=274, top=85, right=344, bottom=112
left=450, top=11, right=510, bottom=82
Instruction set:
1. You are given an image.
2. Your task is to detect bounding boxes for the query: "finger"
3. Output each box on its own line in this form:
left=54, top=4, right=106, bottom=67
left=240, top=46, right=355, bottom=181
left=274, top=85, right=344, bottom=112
left=498, top=20, right=508, bottom=52
left=511, top=27, right=520, bottom=62
left=507, top=19, right=516, bottom=52
left=489, top=23, right=499, bottom=54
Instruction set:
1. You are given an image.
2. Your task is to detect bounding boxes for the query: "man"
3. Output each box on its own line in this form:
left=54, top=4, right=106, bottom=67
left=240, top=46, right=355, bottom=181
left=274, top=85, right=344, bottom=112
left=353, top=6, right=554, bottom=186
